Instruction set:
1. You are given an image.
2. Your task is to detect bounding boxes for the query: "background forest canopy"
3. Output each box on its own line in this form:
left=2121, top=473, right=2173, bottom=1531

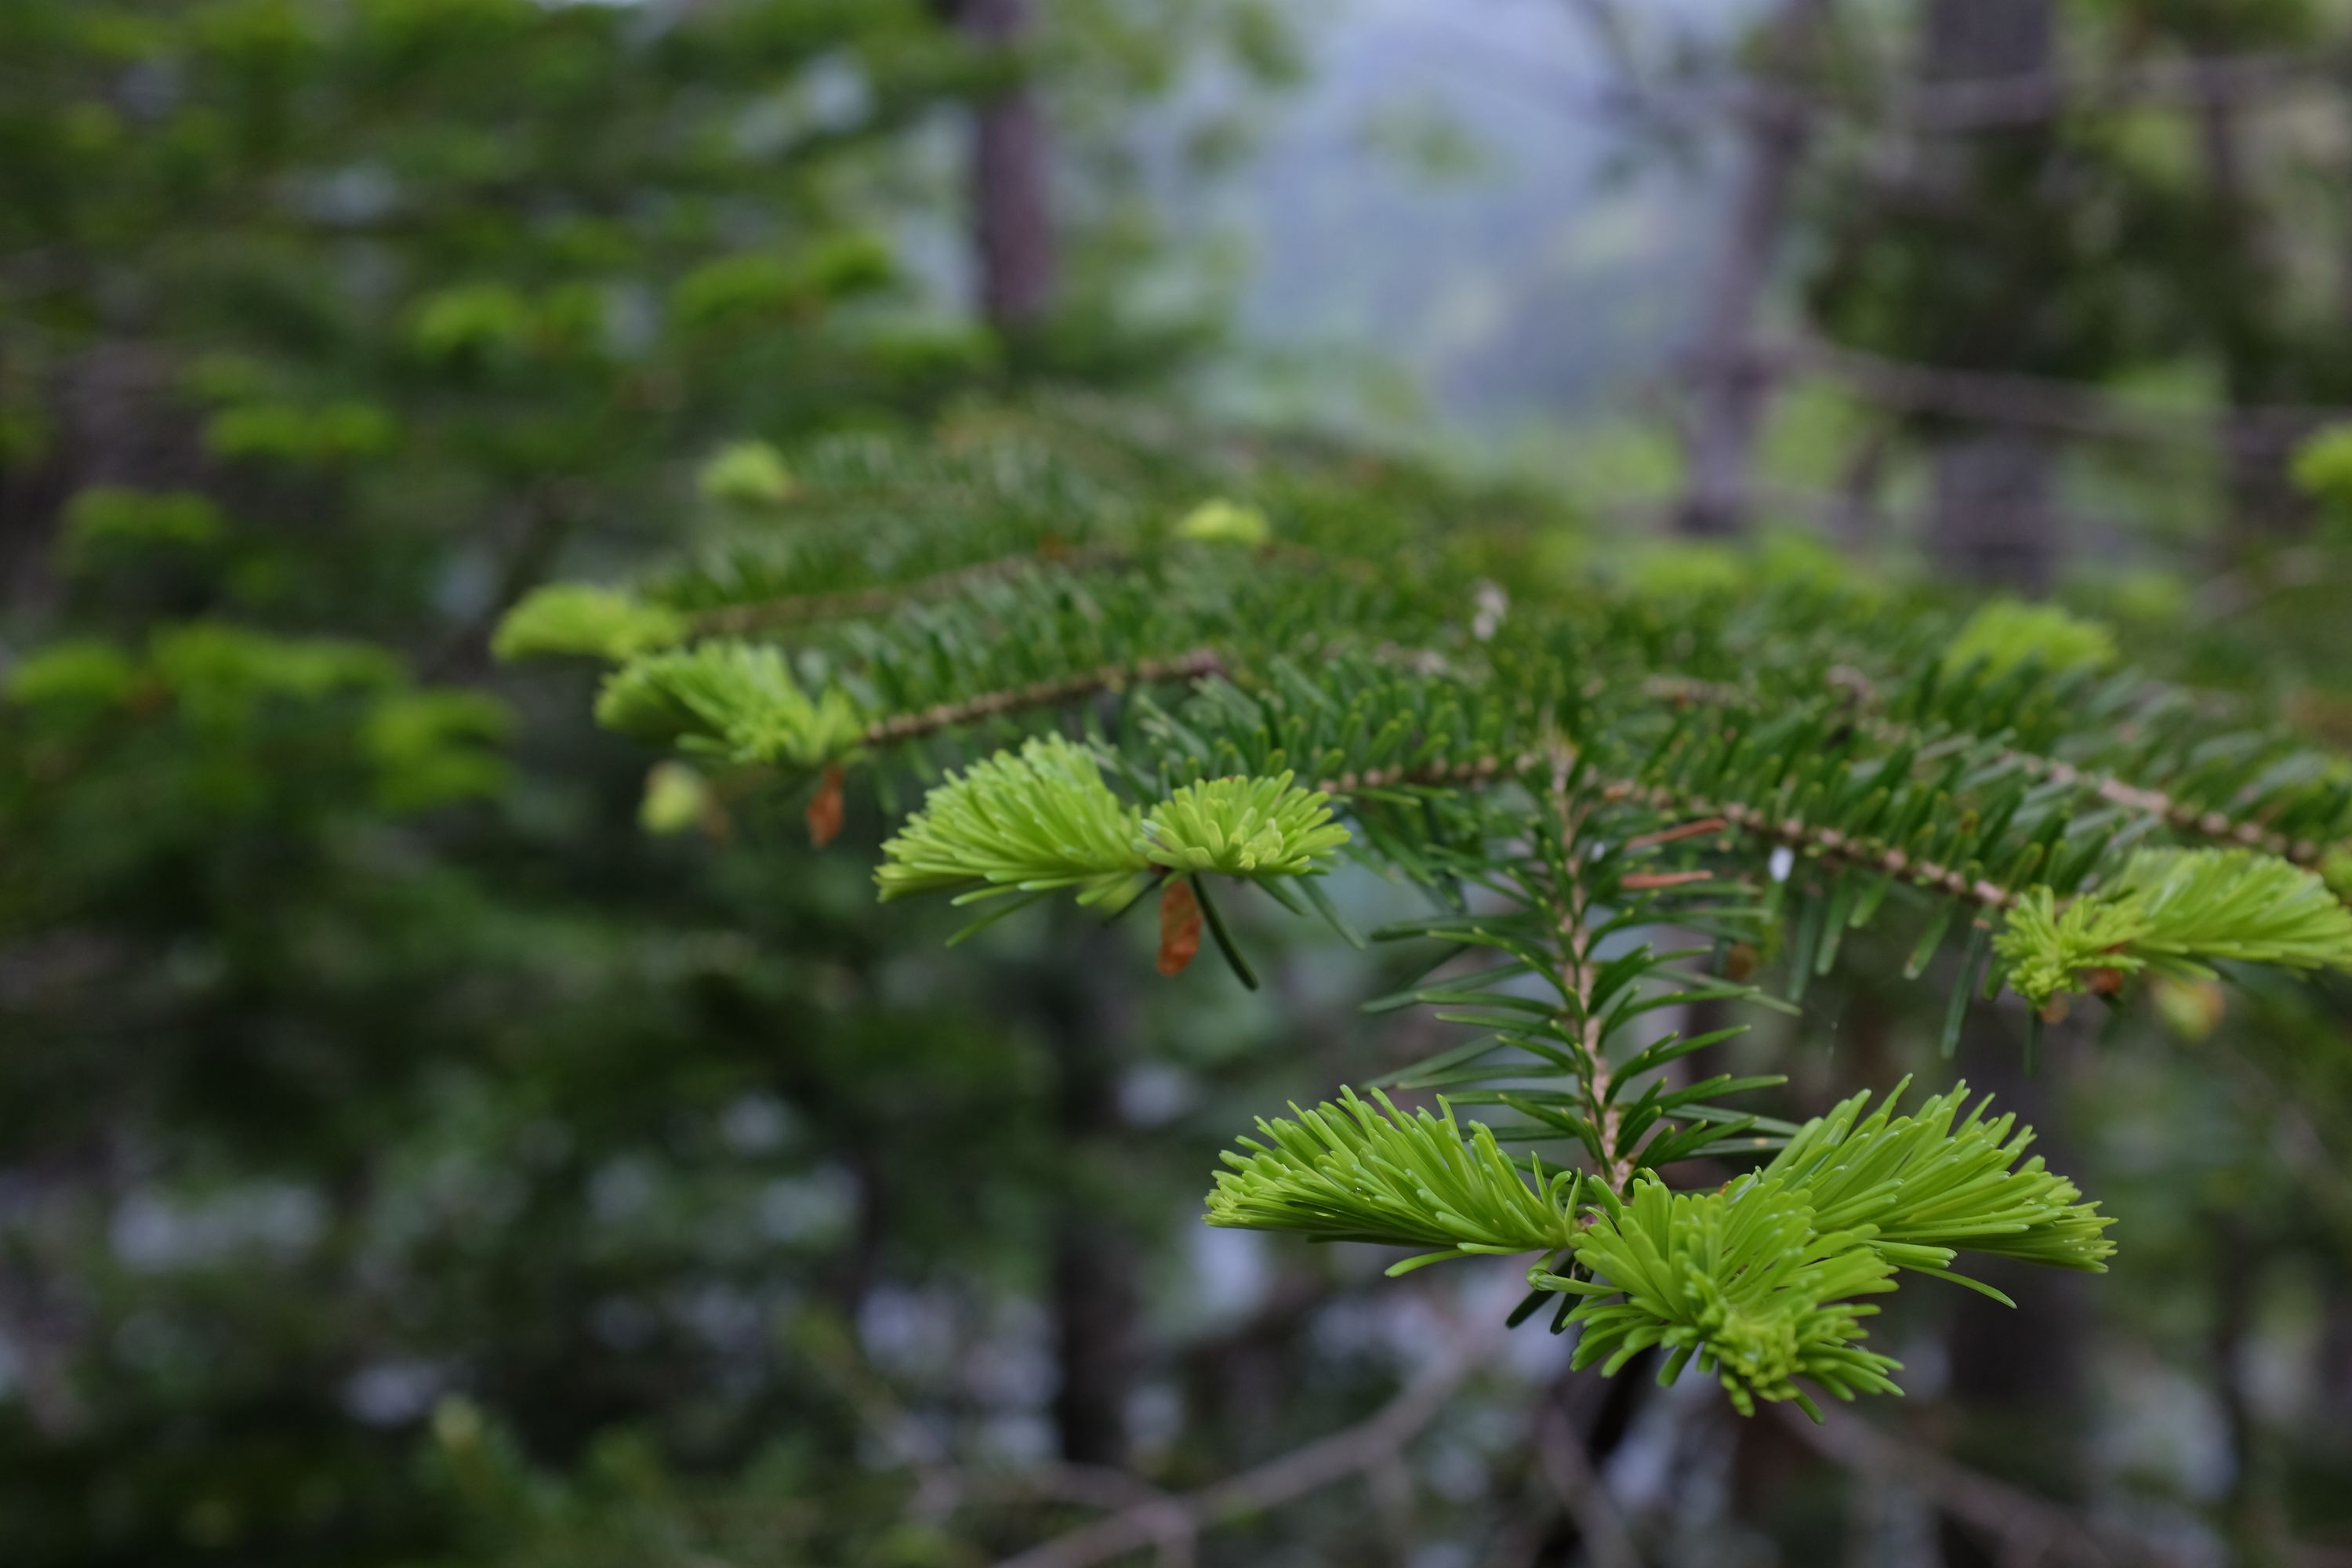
left=8, top=1, right=2352, bottom=1566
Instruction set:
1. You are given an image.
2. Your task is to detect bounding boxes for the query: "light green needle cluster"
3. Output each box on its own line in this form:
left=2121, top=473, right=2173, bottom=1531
left=1142, top=772, right=1352, bottom=877
left=876, top=735, right=1155, bottom=912
left=2112, top=846, right=2352, bottom=971
left=1942, top=597, right=2118, bottom=677
left=1174, top=497, right=1270, bottom=546
left=1203, top=1088, right=1581, bottom=1272
left=1759, top=1080, right=2114, bottom=1279
left=1539, top=1178, right=1904, bottom=1419
left=1544, top=1084, right=2105, bottom=1415
left=493, top=584, right=690, bottom=662
left=594, top=641, right=867, bottom=768
left=1998, top=847, right=2352, bottom=1007
left=1208, top=1077, right=2107, bottom=1413
left=1536, top=1078, right=2109, bottom=1417
left=1997, top=890, right=2154, bottom=1011
left=875, top=742, right=1365, bottom=941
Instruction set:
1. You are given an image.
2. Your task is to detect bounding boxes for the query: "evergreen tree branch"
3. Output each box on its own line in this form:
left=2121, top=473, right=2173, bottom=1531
left=528, top=411, right=2352, bottom=1423
left=1315, top=750, right=1534, bottom=797
left=1548, top=749, right=1636, bottom=1194
left=1615, top=781, right=2020, bottom=913
left=862, top=649, right=1224, bottom=747
left=1646, top=672, right=2349, bottom=868
left=1963, top=742, right=2327, bottom=864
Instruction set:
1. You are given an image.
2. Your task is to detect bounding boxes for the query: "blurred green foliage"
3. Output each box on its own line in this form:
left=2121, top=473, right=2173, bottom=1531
left=0, top=2, right=1298, bottom=1563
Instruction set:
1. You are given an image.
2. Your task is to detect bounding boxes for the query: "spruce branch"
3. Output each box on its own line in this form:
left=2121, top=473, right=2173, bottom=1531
left=522, top=412, right=2352, bottom=1424
left=1614, top=780, right=2021, bottom=913
left=860, top=649, right=1225, bottom=747
left=1314, top=751, right=1531, bottom=797
left=1876, top=713, right=2328, bottom=867
left=1638, top=585, right=2352, bottom=872
left=1648, top=669, right=2341, bottom=866
left=1545, top=752, right=1637, bottom=1194
left=1978, top=745, right=2331, bottom=866
left=591, top=637, right=1227, bottom=775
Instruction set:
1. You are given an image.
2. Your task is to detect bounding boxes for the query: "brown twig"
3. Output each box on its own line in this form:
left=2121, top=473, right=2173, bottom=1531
left=1777, top=337, right=2343, bottom=451
left=1610, top=779, right=2020, bottom=913
left=1534, top=1403, right=1644, bottom=1568
left=1305, top=727, right=2026, bottom=913
left=1315, top=751, right=1532, bottom=797
left=1544, top=744, right=1638, bottom=1195
left=2006, top=750, right=2324, bottom=864
left=1774, top=1404, right=2194, bottom=1568
left=993, top=1286, right=1503, bottom=1568
left=1893, top=49, right=2350, bottom=135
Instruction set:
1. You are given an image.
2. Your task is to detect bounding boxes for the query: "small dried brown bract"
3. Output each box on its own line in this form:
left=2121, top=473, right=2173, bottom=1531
left=1158, top=878, right=1203, bottom=977
left=806, top=766, right=847, bottom=848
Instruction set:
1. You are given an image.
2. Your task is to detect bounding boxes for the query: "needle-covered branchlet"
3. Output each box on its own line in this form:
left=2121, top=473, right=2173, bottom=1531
left=504, top=414, right=2352, bottom=1419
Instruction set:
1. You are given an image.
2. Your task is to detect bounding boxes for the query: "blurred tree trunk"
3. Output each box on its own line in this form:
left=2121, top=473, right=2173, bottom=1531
left=953, top=0, right=1058, bottom=329
left=2209, top=1218, right=2288, bottom=1561
left=946, top=0, right=1109, bottom=1465
left=1678, top=0, right=1832, bottom=539
left=2194, top=80, right=2306, bottom=551
left=1921, top=0, right=2050, bottom=84
left=1920, top=0, right=2059, bottom=590
left=1936, top=1037, right=2092, bottom=1566
left=1498, top=1357, right=1654, bottom=1565
left=1927, top=433, right=2055, bottom=592
left=1035, top=927, right=1136, bottom=1468
left=0, top=344, right=191, bottom=612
